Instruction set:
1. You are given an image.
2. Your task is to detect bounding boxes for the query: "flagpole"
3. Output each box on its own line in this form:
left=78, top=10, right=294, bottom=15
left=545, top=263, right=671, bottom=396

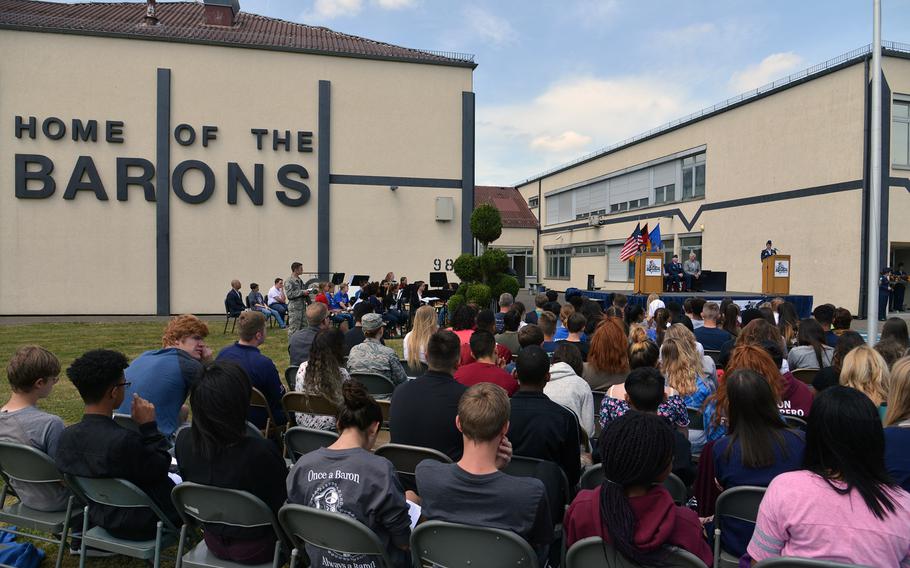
left=867, top=0, right=882, bottom=345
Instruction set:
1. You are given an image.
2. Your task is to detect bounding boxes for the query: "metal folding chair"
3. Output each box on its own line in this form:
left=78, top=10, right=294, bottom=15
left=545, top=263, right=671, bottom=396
left=713, top=486, right=766, bottom=568
left=566, top=536, right=706, bottom=568
left=284, top=427, right=339, bottom=461
left=278, top=504, right=394, bottom=568
left=411, top=520, right=538, bottom=568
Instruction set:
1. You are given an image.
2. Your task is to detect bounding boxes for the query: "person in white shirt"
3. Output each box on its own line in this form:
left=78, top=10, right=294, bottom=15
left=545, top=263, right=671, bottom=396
left=543, top=342, right=595, bottom=438
left=267, top=278, right=288, bottom=320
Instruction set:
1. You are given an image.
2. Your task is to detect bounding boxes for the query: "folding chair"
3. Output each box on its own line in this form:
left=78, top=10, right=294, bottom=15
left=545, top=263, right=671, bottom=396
left=349, top=373, right=395, bottom=398
left=246, top=421, right=265, bottom=438
left=592, top=390, right=606, bottom=439
left=578, top=464, right=688, bottom=506
left=65, top=475, right=180, bottom=568
left=250, top=387, right=281, bottom=439
left=284, top=427, right=338, bottom=461
left=224, top=300, right=240, bottom=334
left=566, top=536, right=706, bottom=568
left=112, top=412, right=141, bottom=433
left=373, top=443, right=451, bottom=489
left=502, top=455, right=571, bottom=509
left=377, top=399, right=391, bottom=430
left=281, top=392, right=338, bottom=425
left=686, top=407, right=705, bottom=431
left=790, top=369, right=818, bottom=385
left=704, top=350, right=722, bottom=366
left=283, top=366, right=299, bottom=392
left=171, top=483, right=290, bottom=568
left=754, top=558, right=866, bottom=568
left=781, top=415, right=808, bottom=430
left=713, top=486, right=766, bottom=568
left=278, top=504, right=394, bottom=568
left=399, top=359, right=427, bottom=378
left=411, top=520, right=537, bottom=568
left=0, top=442, right=79, bottom=568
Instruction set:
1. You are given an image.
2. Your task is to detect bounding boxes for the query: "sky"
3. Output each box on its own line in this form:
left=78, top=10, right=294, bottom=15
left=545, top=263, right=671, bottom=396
left=58, top=0, right=910, bottom=185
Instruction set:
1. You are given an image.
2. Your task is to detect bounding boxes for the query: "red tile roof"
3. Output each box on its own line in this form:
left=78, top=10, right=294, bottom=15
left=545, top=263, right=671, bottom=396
left=475, top=186, right=538, bottom=229
left=0, top=0, right=475, bottom=68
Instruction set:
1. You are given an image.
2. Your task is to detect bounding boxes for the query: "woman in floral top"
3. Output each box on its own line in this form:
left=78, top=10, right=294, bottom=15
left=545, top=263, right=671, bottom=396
left=294, top=328, right=350, bottom=430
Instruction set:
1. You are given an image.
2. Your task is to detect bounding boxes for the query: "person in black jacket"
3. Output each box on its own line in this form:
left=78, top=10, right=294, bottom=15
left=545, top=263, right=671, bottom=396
left=56, top=349, right=180, bottom=540
left=225, top=279, right=246, bottom=316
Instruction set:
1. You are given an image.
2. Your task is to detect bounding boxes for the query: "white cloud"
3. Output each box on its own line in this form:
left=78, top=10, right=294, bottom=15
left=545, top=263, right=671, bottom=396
left=374, top=0, right=416, bottom=9
left=653, top=22, right=717, bottom=47
left=463, top=5, right=518, bottom=47
left=729, top=52, right=804, bottom=93
left=476, top=75, right=705, bottom=185
left=303, top=0, right=363, bottom=20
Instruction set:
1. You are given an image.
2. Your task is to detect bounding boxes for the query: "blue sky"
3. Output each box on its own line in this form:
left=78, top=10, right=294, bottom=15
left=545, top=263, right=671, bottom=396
left=59, top=0, right=910, bottom=184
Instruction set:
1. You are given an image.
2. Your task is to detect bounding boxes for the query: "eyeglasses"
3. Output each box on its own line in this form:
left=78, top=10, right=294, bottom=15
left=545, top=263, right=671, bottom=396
left=113, top=382, right=132, bottom=389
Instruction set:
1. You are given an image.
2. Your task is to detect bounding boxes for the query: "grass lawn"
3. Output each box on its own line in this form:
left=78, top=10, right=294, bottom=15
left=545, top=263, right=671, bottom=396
left=0, top=320, right=402, bottom=567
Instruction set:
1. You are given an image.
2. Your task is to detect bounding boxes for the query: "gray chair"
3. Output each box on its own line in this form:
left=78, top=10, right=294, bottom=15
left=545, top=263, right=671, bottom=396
left=566, top=536, right=707, bottom=568
left=686, top=407, right=704, bottom=431
left=592, top=391, right=606, bottom=439
left=246, top=421, right=266, bottom=438
left=278, top=503, right=393, bottom=568
left=713, top=486, right=766, bottom=568
left=284, top=427, right=339, bottom=461
left=0, top=441, right=78, bottom=568
left=112, top=412, right=141, bottom=433
left=171, top=482, right=290, bottom=568
left=250, top=387, right=281, bottom=438
left=790, top=368, right=818, bottom=385
left=350, top=373, right=396, bottom=397
left=754, top=558, right=867, bottom=568
left=65, top=475, right=179, bottom=568
left=373, top=443, right=452, bottom=488
left=281, top=392, right=338, bottom=421
left=781, top=415, right=808, bottom=430
left=502, top=455, right=571, bottom=508
left=578, top=465, right=688, bottom=506
left=283, top=366, right=299, bottom=392
left=411, top=520, right=537, bottom=568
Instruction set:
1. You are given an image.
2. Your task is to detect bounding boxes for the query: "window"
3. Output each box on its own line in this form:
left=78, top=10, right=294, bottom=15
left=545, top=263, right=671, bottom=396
left=894, top=99, right=910, bottom=167
left=680, top=235, right=702, bottom=265
left=574, top=245, right=605, bottom=257
left=545, top=192, right=574, bottom=225
left=682, top=153, right=706, bottom=200
left=654, top=184, right=675, bottom=204
left=546, top=248, right=571, bottom=279
left=661, top=238, right=675, bottom=265
left=606, top=244, right=633, bottom=282
left=528, top=196, right=539, bottom=208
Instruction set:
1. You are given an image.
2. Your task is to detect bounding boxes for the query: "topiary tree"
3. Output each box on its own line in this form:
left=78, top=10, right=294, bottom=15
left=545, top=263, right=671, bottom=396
left=446, top=204, right=515, bottom=324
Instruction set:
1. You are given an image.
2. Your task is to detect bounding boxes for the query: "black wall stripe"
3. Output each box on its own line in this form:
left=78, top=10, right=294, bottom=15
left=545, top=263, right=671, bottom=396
left=462, top=92, right=476, bottom=254
left=329, top=174, right=461, bottom=188
left=156, top=68, right=171, bottom=316
left=318, top=80, right=331, bottom=279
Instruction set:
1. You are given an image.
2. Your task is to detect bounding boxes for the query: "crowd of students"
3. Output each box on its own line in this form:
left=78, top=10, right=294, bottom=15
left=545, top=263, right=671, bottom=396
left=2, top=287, right=910, bottom=567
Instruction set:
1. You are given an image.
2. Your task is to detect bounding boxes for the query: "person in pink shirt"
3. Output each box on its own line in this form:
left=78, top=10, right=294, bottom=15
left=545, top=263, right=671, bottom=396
left=747, top=386, right=910, bottom=566
left=454, top=331, right=518, bottom=396
left=564, top=412, right=713, bottom=566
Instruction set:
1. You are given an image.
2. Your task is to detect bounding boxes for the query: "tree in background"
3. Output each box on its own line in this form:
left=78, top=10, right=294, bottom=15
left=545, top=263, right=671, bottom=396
left=447, top=204, right=519, bottom=318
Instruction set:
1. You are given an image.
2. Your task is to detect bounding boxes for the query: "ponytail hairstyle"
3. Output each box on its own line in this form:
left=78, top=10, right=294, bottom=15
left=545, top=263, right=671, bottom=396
left=337, top=381, right=382, bottom=433
left=597, top=412, right=674, bottom=566
left=628, top=326, right=659, bottom=369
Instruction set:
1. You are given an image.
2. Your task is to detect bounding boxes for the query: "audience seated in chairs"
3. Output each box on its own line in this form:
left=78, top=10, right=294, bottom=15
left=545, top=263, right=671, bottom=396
left=390, top=330, right=467, bottom=461
left=556, top=312, right=589, bottom=361
left=693, top=302, right=732, bottom=351
left=294, top=329, right=350, bottom=431
left=0, top=346, right=70, bottom=512
left=563, top=412, right=713, bottom=566
left=811, top=330, right=864, bottom=392
left=347, top=314, right=408, bottom=387
left=288, top=382, right=412, bottom=568
left=403, top=305, right=437, bottom=371
left=461, top=309, right=513, bottom=366
left=758, top=341, right=814, bottom=419
left=543, top=342, right=594, bottom=438
left=746, top=386, right=910, bottom=566
left=175, top=361, right=287, bottom=565
left=324, top=282, right=354, bottom=332
left=453, top=330, right=518, bottom=396
left=288, top=303, right=330, bottom=367
left=583, top=316, right=630, bottom=392
left=884, top=357, right=910, bottom=492
left=839, top=345, right=890, bottom=417
left=344, top=302, right=381, bottom=356
left=538, top=311, right=558, bottom=355
left=215, top=311, right=287, bottom=432
left=56, top=349, right=180, bottom=540
left=787, top=319, right=834, bottom=370
left=414, top=382, right=554, bottom=565
left=225, top=279, right=245, bottom=317
left=267, top=277, right=289, bottom=322
left=116, top=315, right=211, bottom=439
left=247, top=282, right=286, bottom=329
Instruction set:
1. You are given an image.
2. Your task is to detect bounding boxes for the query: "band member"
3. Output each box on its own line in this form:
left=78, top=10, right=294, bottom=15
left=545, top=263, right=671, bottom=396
left=665, top=254, right=684, bottom=290
left=891, top=263, right=906, bottom=313
left=761, top=240, right=777, bottom=261
left=879, top=267, right=893, bottom=321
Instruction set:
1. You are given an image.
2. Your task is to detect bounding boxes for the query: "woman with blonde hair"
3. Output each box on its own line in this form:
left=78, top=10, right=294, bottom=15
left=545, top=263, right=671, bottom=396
left=554, top=304, right=575, bottom=341
left=583, top=316, right=629, bottom=391
left=841, top=344, right=890, bottom=411
left=403, top=305, right=437, bottom=370
left=884, top=356, right=910, bottom=491
left=661, top=335, right=714, bottom=448
left=664, top=323, right=716, bottom=386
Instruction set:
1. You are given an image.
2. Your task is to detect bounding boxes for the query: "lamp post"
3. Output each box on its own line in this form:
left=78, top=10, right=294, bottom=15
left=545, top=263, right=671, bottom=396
left=867, top=0, right=882, bottom=345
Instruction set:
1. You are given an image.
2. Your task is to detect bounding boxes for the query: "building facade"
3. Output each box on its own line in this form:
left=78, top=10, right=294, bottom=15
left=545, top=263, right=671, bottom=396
left=0, top=0, right=476, bottom=315
left=516, top=45, right=910, bottom=314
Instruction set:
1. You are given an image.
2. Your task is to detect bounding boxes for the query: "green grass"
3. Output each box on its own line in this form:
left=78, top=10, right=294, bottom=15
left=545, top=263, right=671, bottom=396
left=0, top=321, right=402, bottom=566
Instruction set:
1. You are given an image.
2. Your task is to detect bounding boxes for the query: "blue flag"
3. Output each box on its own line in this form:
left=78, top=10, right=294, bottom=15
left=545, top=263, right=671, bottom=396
left=649, top=223, right=662, bottom=252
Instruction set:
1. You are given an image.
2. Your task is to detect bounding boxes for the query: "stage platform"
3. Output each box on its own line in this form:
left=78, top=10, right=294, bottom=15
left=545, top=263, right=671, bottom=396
left=566, top=288, right=815, bottom=319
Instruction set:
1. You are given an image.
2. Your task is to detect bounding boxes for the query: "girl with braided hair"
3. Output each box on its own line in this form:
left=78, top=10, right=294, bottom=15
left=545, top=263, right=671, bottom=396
left=564, top=412, right=713, bottom=566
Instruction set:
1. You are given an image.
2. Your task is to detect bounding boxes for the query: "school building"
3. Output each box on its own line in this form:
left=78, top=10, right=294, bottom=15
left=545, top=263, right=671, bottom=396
left=513, top=43, right=910, bottom=315
left=0, top=0, right=476, bottom=315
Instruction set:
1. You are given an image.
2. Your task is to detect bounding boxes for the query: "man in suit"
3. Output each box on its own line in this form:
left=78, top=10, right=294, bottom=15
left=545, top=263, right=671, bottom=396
left=683, top=252, right=701, bottom=292
left=665, top=254, right=684, bottom=290
left=225, top=280, right=245, bottom=316
left=760, top=240, right=777, bottom=261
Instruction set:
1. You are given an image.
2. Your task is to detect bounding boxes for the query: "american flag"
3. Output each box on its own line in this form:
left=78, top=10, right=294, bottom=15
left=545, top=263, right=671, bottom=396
left=619, top=223, right=643, bottom=262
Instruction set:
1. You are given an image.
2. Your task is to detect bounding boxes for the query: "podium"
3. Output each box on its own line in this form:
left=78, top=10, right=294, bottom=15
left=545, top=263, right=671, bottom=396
left=634, top=252, right=664, bottom=294
left=762, top=254, right=791, bottom=295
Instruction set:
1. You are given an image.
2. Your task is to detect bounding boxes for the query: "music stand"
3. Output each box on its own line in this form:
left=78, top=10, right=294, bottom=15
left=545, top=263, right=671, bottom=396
left=331, top=273, right=345, bottom=285
left=350, top=275, right=370, bottom=287
left=429, top=272, right=448, bottom=288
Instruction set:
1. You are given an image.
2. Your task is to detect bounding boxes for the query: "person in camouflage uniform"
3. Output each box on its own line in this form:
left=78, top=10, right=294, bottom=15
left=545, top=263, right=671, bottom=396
left=285, top=262, right=309, bottom=335
left=347, top=313, right=408, bottom=386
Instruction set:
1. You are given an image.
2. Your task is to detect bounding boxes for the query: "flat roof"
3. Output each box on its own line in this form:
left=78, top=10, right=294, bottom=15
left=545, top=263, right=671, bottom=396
left=0, top=0, right=477, bottom=68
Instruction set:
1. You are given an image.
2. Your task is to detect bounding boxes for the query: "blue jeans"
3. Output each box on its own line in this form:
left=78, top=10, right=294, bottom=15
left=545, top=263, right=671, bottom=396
left=255, top=307, right=285, bottom=328
left=269, top=302, right=288, bottom=318
left=331, top=312, right=354, bottom=329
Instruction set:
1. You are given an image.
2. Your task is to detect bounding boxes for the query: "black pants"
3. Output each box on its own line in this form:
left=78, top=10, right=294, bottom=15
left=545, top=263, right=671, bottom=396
left=892, top=284, right=906, bottom=312
left=879, top=290, right=890, bottom=320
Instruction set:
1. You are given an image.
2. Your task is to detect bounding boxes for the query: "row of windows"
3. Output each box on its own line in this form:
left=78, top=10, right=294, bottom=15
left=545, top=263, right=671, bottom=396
left=544, top=236, right=702, bottom=280
left=895, top=100, right=910, bottom=168
left=528, top=196, right=539, bottom=208
left=544, top=152, right=706, bottom=226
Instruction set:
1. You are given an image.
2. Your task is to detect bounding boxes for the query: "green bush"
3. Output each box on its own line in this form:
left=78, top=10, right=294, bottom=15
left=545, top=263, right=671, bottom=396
left=452, top=254, right=482, bottom=282
left=479, top=248, right=510, bottom=278
left=465, top=283, right=492, bottom=308
left=488, top=273, right=520, bottom=301
left=470, top=204, right=503, bottom=246
left=446, top=294, right=465, bottom=321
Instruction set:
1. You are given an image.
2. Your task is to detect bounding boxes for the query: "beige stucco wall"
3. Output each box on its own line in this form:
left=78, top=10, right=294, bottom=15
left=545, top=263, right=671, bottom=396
left=520, top=60, right=876, bottom=311
left=886, top=57, right=910, bottom=248
left=495, top=227, right=537, bottom=249
left=0, top=30, right=471, bottom=314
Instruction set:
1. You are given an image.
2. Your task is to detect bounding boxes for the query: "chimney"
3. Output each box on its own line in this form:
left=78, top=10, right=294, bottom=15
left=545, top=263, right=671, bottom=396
left=143, top=0, right=158, bottom=25
left=202, top=0, right=240, bottom=27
